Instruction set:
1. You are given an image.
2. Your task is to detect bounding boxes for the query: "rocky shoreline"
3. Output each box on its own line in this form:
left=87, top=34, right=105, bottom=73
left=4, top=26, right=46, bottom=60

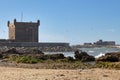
left=0, top=47, right=119, bottom=80
left=0, top=48, right=119, bottom=70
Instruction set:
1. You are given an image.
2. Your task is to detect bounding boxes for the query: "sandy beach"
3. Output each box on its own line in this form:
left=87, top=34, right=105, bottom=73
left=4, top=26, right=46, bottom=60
left=0, top=67, right=119, bottom=80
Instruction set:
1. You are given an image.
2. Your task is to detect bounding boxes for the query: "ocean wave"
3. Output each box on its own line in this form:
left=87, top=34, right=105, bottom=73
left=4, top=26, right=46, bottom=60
left=88, top=50, right=94, bottom=53
left=95, top=53, right=105, bottom=58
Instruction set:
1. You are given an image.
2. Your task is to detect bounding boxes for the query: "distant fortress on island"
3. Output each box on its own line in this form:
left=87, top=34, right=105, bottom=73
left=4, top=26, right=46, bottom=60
left=72, top=39, right=116, bottom=48
left=0, top=19, right=71, bottom=52
left=84, top=39, right=115, bottom=46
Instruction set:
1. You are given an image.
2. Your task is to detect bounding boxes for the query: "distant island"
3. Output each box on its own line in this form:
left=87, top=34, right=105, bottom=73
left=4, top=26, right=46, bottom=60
left=72, top=39, right=117, bottom=48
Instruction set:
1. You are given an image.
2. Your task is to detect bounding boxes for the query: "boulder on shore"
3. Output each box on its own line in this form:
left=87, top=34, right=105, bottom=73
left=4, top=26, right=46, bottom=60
left=23, top=49, right=44, bottom=58
left=1, top=48, right=44, bottom=59
left=1, top=48, right=20, bottom=58
left=2, top=48, right=20, bottom=54
left=96, top=52, right=120, bottom=62
left=26, top=49, right=44, bottom=54
left=40, top=53, right=65, bottom=60
left=74, top=50, right=95, bottom=61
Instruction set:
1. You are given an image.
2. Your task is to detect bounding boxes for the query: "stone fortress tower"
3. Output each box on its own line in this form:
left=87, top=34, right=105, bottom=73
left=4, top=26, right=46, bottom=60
left=0, top=18, right=71, bottom=52
left=8, top=19, right=40, bottom=42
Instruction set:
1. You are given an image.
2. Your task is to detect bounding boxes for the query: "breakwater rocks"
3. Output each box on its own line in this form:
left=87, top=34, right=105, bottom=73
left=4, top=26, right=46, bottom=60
left=96, top=52, right=120, bottom=62
left=0, top=48, right=67, bottom=61
left=0, top=48, right=95, bottom=62
left=74, top=50, right=95, bottom=61
left=0, top=48, right=120, bottom=63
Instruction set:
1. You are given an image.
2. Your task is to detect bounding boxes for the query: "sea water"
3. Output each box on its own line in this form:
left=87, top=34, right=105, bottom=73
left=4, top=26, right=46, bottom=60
left=45, top=47, right=120, bottom=58
left=80, top=47, right=120, bottom=58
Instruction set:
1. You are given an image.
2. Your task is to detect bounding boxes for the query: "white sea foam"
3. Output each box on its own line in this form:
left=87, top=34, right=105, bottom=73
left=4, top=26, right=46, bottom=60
left=88, top=51, right=94, bottom=53
left=95, top=53, right=105, bottom=58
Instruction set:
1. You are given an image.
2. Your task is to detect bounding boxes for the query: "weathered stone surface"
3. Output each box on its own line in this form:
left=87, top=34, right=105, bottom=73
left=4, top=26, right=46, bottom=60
left=74, top=50, right=95, bottom=61
left=2, top=48, right=20, bottom=54
left=0, top=54, right=3, bottom=59
left=8, top=19, right=40, bottom=42
left=65, top=56, right=74, bottom=61
left=41, top=54, right=65, bottom=60
left=26, top=49, right=44, bottom=54
left=1, top=48, right=20, bottom=58
left=21, top=49, right=44, bottom=58
left=96, top=52, right=120, bottom=62
left=1, top=48, right=44, bottom=59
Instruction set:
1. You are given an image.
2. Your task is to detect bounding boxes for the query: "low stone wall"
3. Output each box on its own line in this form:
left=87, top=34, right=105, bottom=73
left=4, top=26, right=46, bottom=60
left=0, top=42, right=69, bottom=47
left=0, top=42, right=72, bottom=52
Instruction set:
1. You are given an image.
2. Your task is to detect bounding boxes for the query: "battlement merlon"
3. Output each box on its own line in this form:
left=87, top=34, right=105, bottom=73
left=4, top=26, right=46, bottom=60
left=37, top=20, right=40, bottom=26
left=7, top=21, right=10, bottom=27
left=7, top=19, right=40, bottom=27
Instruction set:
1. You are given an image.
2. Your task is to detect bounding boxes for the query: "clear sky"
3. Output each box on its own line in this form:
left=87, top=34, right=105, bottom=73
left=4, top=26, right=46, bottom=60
left=0, top=0, right=120, bottom=45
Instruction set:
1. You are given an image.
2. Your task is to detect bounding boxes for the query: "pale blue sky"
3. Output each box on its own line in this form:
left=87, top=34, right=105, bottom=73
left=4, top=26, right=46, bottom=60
left=0, top=0, right=120, bottom=45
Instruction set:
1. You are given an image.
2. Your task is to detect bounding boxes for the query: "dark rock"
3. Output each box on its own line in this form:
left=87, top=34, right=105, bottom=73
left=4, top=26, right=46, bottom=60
left=1, top=48, right=44, bottom=59
left=0, top=53, right=3, bottom=59
left=27, top=49, right=44, bottom=54
left=42, top=53, right=65, bottom=60
left=96, top=52, right=120, bottom=62
left=74, top=50, right=95, bottom=61
left=1, top=48, right=21, bottom=58
left=0, top=51, right=2, bottom=59
left=2, top=48, right=20, bottom=54
left=22, top=49, right=44, bottom=59
left=105, top=52, right=120, bottom=57
left=23, top=53, right=44, bottom=59
left=65, top=56, right=74, bottom=61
